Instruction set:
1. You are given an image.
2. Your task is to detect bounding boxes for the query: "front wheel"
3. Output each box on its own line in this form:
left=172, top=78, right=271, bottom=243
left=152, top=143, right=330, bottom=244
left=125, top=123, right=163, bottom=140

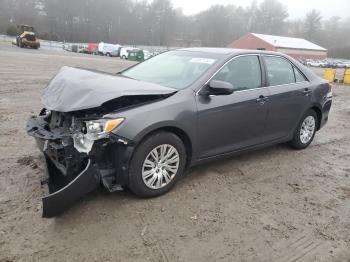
left=128, top=132, right=186, bottom=197
left=290, top=109, right=318, bottom=149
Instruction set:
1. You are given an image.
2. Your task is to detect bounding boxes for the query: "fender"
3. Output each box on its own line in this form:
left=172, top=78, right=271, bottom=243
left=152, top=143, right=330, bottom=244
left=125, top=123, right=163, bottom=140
left=131, top=120, right=193, bottom=144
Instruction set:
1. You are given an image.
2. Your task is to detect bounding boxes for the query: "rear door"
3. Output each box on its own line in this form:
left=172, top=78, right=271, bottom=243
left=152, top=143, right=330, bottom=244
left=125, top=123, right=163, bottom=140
left=262, top=55, right=311, bottom=141
left=195, top=55, right=270, bottom=158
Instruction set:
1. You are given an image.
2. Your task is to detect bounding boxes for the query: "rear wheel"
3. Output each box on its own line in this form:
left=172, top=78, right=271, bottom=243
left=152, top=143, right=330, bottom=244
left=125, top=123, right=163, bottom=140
left=128, top=132, right=186, bottom=197
left=290, top=109, right=317, bottom=149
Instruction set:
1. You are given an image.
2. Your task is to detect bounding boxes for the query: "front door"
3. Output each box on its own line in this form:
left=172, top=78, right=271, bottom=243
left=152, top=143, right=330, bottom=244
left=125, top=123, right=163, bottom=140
left=195, top=55, right=270, bottom=159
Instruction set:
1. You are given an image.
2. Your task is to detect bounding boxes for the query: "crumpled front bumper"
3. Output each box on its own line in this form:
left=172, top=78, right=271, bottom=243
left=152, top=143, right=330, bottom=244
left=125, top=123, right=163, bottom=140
left=26, top=116, right=101, bottom=218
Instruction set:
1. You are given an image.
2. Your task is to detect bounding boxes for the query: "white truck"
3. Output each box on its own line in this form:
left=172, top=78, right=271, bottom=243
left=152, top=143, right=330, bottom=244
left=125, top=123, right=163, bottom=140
left=98, top=42, right=120, bottom=56
left=119, top=47, right=134, bottom=59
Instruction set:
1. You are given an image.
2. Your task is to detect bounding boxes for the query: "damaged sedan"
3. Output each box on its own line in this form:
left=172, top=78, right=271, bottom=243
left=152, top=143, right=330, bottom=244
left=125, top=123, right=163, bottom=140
left=27, top=48, right=332, bottom=217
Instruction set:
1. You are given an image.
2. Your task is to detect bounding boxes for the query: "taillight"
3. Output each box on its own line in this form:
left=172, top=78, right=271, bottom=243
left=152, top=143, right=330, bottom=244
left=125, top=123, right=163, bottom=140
left=326, top=83, right=333, bottom=99
left=327, top=83, right=333, bottom=93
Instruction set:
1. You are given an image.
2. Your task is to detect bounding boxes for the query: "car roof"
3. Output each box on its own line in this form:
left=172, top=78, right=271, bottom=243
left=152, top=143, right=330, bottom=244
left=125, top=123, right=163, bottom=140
left=177, top=47, right=287, bottom=57
left=176, top=47, right=319, bottom=82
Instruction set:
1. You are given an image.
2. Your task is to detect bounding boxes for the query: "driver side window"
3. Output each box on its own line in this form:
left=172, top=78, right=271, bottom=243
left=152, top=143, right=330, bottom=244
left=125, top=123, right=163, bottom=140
left=212, top=55, right=262, bottom=91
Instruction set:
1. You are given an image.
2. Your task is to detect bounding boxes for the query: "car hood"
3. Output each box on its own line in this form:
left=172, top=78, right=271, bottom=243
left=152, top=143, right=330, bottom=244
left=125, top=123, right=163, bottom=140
left=42, top=66, right=176, bottom=112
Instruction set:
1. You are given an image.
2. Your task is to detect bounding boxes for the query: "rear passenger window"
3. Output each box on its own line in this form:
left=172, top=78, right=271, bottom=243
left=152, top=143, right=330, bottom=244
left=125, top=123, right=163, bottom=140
left=264, top=56, right=295, bottom=86
left=294, top=67, right=306, bottom=82
left=212, top=55, right=262, bottom=91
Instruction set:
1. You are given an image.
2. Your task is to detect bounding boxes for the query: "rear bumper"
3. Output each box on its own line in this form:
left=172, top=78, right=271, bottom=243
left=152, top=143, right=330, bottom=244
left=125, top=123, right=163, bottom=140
left=319, top=97, right=332, bottom=130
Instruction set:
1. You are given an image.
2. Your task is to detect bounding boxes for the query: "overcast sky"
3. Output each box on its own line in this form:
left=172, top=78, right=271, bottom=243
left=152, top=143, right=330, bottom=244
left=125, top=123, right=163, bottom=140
left=170, top=0, right=349, bottom=19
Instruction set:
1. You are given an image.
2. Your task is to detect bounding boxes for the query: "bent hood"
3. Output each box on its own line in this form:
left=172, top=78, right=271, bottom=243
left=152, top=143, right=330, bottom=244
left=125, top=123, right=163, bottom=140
left=42, top=66, right=176, bottom=112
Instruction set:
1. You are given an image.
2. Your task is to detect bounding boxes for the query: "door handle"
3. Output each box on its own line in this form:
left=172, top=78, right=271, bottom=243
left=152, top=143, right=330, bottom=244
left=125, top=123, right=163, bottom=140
left=256, top=95, right=269, bottom=104
left=302, top=88, right=312, bottom=96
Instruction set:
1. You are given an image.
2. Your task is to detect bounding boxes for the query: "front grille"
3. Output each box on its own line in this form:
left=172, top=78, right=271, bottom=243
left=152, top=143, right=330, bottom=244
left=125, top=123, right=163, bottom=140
left=49, top=111, right=72, bottom=131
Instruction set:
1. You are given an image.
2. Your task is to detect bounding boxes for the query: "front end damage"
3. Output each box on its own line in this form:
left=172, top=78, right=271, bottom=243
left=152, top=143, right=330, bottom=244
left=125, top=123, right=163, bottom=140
left=26, top=109, right=132, bottom=218
left=26, top=66, right=176, bottom=217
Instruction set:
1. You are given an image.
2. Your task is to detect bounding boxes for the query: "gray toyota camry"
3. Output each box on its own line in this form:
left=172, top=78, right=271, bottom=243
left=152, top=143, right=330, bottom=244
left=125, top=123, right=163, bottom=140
left=26, top=48, right=332, bottom=217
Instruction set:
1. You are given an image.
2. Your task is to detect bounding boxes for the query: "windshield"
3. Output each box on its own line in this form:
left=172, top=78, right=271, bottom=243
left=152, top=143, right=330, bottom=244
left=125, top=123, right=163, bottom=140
left=121, top=51, right=219, bottom=89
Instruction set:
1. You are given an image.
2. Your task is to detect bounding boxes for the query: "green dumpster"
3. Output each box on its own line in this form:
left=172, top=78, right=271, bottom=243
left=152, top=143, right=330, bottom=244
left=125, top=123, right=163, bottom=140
left=128, top=49, right=144, bottom=61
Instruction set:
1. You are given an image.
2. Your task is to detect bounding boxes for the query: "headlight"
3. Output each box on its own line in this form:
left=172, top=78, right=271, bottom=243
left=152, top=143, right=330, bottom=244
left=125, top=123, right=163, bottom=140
left=84, top=118, right=124, bottom=140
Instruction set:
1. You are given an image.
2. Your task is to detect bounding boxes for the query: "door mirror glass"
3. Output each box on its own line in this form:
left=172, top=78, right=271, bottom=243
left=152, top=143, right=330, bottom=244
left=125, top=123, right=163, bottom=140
left=201, top=80, right=234, bottom=96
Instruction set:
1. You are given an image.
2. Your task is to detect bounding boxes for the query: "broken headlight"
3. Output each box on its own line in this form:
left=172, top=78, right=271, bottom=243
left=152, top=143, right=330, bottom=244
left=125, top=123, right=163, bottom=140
left=73, top=118, right=124, bottom=153
left=84, top=118, right=124, bottom=140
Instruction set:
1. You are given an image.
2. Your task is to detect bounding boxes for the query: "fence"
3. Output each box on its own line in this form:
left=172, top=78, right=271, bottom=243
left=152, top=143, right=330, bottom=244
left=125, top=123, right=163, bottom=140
left=0, top=34, right=182, bottom=54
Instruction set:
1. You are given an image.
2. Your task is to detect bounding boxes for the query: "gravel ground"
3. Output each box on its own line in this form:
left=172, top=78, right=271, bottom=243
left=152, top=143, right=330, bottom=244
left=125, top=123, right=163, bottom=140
left=0, top=44, right=350, bottom=262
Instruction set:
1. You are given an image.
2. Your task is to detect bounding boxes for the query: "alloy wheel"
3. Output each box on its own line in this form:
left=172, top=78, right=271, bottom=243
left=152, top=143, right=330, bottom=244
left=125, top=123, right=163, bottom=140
left=300, top=115, right=316, bottom=144
left=142, top=144, right=180, bottom=189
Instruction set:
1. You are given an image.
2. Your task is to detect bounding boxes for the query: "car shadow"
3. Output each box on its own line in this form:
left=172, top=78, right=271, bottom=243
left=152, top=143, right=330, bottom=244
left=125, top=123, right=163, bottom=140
left=52, top=143, right=294, bottom=223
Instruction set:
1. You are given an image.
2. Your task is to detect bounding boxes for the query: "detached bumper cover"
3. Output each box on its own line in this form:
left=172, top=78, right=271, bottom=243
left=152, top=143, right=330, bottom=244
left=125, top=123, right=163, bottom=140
left=42, top=158, right=100, bottom=218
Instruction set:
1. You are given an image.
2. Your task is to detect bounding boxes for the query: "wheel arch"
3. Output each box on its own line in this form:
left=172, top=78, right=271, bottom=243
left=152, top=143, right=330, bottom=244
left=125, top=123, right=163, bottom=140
left=133, top=125, right=193, bottom=169
left=310, top=105, right=322, bottom=130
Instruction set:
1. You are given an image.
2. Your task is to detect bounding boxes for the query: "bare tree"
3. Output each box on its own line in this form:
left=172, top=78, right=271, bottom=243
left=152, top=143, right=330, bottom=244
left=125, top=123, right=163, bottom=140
left=249, top=0, right=288, bottom=35
left=303, top=9, right=322, bottom=42
left=0, top=0, right=349, bottom=58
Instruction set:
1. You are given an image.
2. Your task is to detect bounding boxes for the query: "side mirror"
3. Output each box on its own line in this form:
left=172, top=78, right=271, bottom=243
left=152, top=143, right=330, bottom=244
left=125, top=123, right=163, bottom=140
left=199, top=80, right=234, bottom=96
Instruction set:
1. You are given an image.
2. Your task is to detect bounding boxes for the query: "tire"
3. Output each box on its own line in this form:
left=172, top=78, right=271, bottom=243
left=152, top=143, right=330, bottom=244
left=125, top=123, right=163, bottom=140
left=122, top=55, right=126, bottom=59
left=106, top=53, right=111, bottom=57
left=128, top=132, right=187, bottom=198
left=290, top=109, right=318, bottom=150
left=19, top=39, right=23, bottom=48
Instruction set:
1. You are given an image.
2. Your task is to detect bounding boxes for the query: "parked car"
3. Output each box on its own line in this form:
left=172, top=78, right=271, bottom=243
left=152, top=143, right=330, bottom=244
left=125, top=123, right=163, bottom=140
left=77, top=45, right=89, bottom=54
left=87, top=43, right=98, bottom=54
left=318, top=61, right=327, bottom=68
left=26, top=48, right=332, bottom=217
left=71, top=44, right=79, bottom=53
left=120, top=47, right=133, bottom=59
left=325, top=61, right=338, bottom=68
left=336, top=61, right=347, bottom=68
left=307, top=60, right=321, bottom=67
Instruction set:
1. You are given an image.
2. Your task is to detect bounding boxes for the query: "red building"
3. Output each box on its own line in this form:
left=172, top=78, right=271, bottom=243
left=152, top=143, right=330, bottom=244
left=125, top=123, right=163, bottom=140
left=228, top=33, right=327, bottom=60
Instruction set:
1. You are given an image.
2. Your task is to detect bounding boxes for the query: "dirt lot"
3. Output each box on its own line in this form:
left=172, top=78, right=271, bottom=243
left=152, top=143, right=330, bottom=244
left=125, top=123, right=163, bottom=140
left=0, top=44, right=350, bottom=262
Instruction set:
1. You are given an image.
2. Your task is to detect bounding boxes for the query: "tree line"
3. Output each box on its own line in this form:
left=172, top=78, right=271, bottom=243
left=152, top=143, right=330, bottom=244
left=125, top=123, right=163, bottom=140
left=0, top=0, right=349, bottom=58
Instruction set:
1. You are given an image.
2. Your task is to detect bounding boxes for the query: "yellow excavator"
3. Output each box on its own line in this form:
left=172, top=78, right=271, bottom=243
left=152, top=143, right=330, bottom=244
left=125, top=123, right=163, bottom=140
left=15, top=25, right=40, bottom=49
